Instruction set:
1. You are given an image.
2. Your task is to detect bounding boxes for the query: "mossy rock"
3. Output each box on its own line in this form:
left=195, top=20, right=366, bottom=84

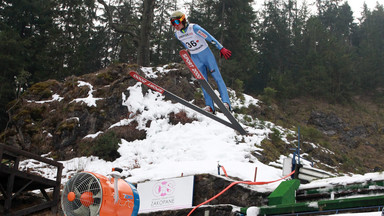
left=13, top=108, right=32, bottom=122
left=96, top=70, right=119, bottom=85
left=12, top=105, right=46, bottom=124
left=25, top=123, right=40, bottom=136
left=56, top=118, right=79, bottom=133
left=27, top=80, right=60, bottom=100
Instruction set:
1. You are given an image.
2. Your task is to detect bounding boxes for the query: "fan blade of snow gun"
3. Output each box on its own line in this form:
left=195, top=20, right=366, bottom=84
left=93, top=191, right=102, bottom=199
left=73, top=205, right=89, bottom=215
left=89, top=204, right=100, bottom=216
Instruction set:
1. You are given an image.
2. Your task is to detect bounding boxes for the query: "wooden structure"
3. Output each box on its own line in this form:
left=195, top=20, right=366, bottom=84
left=0, top=143, right=63, bottom=216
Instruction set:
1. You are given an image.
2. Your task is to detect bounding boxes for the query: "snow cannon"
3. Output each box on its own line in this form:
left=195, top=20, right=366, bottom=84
left=61, top=168, right=140, bottom=216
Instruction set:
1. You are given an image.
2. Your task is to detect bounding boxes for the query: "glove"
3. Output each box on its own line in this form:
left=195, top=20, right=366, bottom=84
left=220, top=47, right=232, bottom=60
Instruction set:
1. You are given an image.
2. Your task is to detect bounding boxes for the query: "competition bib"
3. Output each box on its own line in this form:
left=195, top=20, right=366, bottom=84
left=176, top=24, right=209, bottom=54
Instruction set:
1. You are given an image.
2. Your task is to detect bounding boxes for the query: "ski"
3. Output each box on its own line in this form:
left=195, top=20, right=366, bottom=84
left=129, top=71, right=241, bottom=132
left=179, top=49, right=247, bottom=135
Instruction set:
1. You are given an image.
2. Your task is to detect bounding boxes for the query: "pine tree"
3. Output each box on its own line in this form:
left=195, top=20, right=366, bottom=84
left=151, top=0, right=180, bottom=65
left=355, top=3, right=384, bottom=94
left=97, top=0, right=155, bottom=66
left=255, top=0, right=291, bottom=94
left=0, top=0, right=59, bottom=130
left=216, top=0, right=257, bottom=92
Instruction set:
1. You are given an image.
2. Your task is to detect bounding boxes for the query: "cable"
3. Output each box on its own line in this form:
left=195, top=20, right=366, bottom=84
left=187, top=170, right=296, bottom=216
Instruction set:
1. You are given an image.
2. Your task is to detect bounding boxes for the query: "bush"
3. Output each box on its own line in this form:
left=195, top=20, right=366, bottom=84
left=259, top=128, right=287, bottom=163
left=299, top=126, right=324, bottom=143
left=261, top=87, right=277, bottom=105
left=80, top=131, right=121, bottom=161
left=270, top=127, right=282, bottom=143
left=232, top=79, right=245, bottom=100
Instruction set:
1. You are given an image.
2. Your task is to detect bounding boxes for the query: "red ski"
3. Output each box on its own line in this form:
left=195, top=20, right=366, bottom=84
left=179, top=50, right=247, bottom=135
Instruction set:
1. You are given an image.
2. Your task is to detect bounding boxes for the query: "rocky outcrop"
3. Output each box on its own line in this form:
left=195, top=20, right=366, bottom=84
left=1, top=64, right=196, bottom=161
left=308, top=111, right=372, bottom=149
left=308, top=111, right=345, bottom=136
left=193, top=174, right=267, bottom=207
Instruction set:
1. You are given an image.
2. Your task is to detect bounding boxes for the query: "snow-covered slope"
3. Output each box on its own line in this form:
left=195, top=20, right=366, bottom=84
left=21, top=66, right=384, bottom=215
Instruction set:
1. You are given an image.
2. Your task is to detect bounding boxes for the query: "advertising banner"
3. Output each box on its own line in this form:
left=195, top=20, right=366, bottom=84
left=137, top=175, right=194, bottom=213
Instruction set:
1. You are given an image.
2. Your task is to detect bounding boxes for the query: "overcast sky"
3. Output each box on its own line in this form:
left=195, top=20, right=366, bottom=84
left=253, top=0, right=382, bottom=20
left=179, top=0, right=382, bottom=21
left=345, top=0, right=381, bottom=18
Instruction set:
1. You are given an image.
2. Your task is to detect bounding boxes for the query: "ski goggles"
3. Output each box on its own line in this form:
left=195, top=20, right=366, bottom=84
left=170, top=15, right=185, bottom=26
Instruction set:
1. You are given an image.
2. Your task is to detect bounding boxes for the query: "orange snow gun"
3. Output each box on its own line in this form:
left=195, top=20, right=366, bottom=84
left=61, top=168, right=140, bottom=216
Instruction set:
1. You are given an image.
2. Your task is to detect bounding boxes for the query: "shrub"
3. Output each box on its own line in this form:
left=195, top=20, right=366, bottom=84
left=261, top=87, right=277, bottom=105
left=79, top=131, right=121, bottom=161
left=232, top=79, right=245, bottom=100
left=194, top=88, right=204, bottom=101
left=270, top=127, right=282, bottom=144
left=93, top=131, right=121, bottom=161
left=299, top=125, right=324, bottom=143
left=259, top=128, right=288, bottom=163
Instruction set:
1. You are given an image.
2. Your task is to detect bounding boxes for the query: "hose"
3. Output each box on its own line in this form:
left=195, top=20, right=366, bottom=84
left=187, top=170, right=296, bottom=216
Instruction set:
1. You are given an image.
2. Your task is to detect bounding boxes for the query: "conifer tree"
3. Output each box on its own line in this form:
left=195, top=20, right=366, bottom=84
left=355, top=3, right=384, bottom=94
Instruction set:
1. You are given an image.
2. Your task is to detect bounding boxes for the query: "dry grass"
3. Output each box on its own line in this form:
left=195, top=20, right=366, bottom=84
left=264, top=95, right=384, bottom=174
left=169, top=111, right=196, bottom=125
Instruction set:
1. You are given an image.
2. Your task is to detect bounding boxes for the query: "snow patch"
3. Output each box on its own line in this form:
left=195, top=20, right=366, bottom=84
left=83, top=131, right=104, bottom=139
left=27, top=93, right=64, bottom=103
left=71, top=81, right=102, bottom=107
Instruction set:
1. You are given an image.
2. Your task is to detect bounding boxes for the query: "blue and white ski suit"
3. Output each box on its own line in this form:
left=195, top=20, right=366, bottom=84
left=174, top=23, right=231, bottom=111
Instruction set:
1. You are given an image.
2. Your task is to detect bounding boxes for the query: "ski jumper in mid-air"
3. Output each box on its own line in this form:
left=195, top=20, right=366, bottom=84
left=170, top=11, right=232, bottom=113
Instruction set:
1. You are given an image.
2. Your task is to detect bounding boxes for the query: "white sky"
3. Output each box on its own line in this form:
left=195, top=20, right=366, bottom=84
left=179, top=0, right=382, bottom=21
left=254, top=0, right=382, bottom=20
left=341, top=0, right=381, bottom=14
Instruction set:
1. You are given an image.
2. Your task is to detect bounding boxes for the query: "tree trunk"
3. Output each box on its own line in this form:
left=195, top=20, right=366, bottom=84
left=137, top=0, right=155, bottom=66
left=97, top=0, right=152, bottom=66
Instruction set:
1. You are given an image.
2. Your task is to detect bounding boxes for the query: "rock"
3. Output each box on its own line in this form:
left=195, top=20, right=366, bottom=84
left=193, top=174, right=267, bottom=207
left=1, top=63, right=200, bottom=160
left=307, top=111, right=346, bottom=135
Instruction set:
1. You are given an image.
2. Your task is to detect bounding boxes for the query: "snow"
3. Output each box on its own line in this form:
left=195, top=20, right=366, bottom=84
left=301, top=172, right=384, bottom=190
left=71, top=81, right=102, bottom=107
left=22, top=67, right=384, bottom=215
left=27, top=93, right=64, bottom=103
left=141, top=64, right=178, bottom=78
left=83, top=131, right=104, bottom=139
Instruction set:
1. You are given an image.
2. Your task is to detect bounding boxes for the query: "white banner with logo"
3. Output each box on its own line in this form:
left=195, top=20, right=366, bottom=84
left=137, top=175, right=194, bottom=213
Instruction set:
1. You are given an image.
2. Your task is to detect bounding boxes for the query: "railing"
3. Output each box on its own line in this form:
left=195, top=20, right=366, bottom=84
left=0, top=143, right=63, bottom=216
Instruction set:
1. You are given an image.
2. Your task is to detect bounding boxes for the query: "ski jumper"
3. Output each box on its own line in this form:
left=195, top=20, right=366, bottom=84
left=175, top=23, right=231, bottom=111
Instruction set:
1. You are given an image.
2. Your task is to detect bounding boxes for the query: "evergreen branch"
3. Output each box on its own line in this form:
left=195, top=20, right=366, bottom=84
left=97, top=0, right=138, bottom=42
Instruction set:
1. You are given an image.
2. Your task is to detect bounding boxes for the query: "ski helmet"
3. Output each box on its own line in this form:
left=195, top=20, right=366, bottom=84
left=170, top=11, right=187, bottom=26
